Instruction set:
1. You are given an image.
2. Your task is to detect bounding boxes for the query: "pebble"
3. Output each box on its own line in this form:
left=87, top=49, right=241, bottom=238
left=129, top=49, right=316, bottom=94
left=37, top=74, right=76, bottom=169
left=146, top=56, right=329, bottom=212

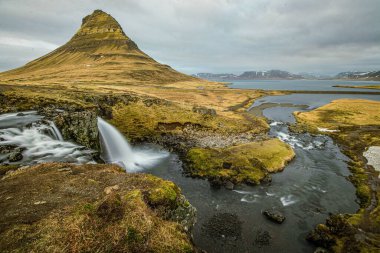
left=34, top=201, right=47, bottom=205
left=58, top=167, right=72, bottom=172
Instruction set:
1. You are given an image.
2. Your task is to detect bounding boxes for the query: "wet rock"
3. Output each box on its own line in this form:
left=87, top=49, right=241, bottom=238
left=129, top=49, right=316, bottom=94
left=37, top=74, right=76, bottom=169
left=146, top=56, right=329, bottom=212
left=209, top=177, right=223, bottom=189
left=53, top=110, right=99, bottom=150
left=263, top=209, right=286, bottom=224
left=0, top=145, right=17, bottom=154
left=169, top=195, right=197, bottom=233
left=255, top=229, right=271, bottom=248
left=306, top=224, right=336, bottom=249
left=8, top=148, right=23, bottom=162
left=225, top=181, right=234, bottom=190
left=16, top=112, right=25, bottom=116
left=202, top=212, right=242, bottom=239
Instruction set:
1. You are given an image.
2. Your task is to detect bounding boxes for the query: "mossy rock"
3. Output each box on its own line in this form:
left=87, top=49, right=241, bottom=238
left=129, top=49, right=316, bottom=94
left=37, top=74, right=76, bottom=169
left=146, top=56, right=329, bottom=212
left=186, top=139, right=295, bottom=185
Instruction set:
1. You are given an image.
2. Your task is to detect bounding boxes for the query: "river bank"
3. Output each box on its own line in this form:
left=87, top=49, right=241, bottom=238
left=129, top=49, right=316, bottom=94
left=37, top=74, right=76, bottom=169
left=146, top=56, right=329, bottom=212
left=294, top=99, right=380, bottom=252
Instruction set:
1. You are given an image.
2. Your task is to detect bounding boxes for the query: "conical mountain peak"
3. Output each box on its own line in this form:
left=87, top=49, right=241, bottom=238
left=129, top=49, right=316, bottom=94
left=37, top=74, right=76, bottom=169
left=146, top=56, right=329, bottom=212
left=0, top=10, right=195, bottom=86
left=75, top=10, right=128, bottom=40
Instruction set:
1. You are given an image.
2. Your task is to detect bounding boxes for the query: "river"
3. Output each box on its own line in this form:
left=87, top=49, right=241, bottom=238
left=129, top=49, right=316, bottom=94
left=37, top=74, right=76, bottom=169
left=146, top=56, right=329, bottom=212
left=1, top=83, right=380, bottom=252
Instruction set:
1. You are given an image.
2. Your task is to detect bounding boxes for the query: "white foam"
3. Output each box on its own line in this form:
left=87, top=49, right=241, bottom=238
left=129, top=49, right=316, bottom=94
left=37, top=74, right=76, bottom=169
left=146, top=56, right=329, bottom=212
left=241, top=194, right=261, bottom=203
left=317, top=127, right=339, bottom=133
left=270, top=121, right=283, bottom=126
left=280, top=195, right=298, bottom=206
left=98, top=117, right=169, bottom=172
left=233, top=190, right=254, bottom=194
left=0, top=123, right=93, bottom=164
left=311, top=186, right=327, bottom=193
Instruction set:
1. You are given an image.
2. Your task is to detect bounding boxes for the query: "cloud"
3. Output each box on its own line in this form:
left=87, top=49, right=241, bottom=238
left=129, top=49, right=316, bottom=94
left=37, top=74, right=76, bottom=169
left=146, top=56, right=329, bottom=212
left=0, top=0, right=379, bottom=74
left=0, top=35, right=58, bottom=50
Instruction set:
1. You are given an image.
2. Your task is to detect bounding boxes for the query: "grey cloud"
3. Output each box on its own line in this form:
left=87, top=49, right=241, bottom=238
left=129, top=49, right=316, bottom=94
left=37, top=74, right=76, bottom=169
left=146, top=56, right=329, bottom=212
left=0, top=0, right=379, bottom=74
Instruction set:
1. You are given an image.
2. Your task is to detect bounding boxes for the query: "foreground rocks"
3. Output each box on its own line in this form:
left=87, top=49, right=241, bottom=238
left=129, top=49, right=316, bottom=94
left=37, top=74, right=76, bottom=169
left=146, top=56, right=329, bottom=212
left=262, top=209, right=286, bottom=224
left=0, top=163, right=196, bottom=252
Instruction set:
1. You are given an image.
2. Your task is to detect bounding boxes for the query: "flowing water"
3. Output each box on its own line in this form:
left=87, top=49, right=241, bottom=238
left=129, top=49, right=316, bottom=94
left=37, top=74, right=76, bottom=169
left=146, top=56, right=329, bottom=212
left=149, top=99, right=360, bottom=252
left=0, top=111, right=93, bottom=164
left=97, top=117, right=169, bottom=172
left=2, top=89, right=380, bottom=252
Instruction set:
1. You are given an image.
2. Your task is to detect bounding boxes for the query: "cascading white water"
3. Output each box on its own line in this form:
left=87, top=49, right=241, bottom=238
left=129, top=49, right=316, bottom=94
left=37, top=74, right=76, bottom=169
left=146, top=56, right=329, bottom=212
left=0, top=112, right=94, bottom=164
left=49, top=121, right=64, bottom=141
left=97, top=117, right=169, bottom=172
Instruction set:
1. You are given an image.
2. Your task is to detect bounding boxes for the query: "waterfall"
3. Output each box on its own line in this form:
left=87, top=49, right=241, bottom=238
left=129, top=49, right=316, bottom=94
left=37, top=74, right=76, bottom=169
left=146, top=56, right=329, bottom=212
left=0, top=121, right=93, bottom=165
left=50, top=121, right=64, bottom=141
left=97, top=117, right=169, bottom=172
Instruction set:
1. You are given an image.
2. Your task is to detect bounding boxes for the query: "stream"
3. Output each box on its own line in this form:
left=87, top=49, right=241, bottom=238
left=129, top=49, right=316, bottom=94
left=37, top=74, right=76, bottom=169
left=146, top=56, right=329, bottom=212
left=1, top=92, right=380, bottom=252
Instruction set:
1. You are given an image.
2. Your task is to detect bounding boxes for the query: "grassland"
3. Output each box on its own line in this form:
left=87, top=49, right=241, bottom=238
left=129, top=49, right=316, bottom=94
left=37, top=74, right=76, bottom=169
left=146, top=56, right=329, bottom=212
left=0, top=163, right=196, bottom=252
left=334, top=85, right=380, bottom=90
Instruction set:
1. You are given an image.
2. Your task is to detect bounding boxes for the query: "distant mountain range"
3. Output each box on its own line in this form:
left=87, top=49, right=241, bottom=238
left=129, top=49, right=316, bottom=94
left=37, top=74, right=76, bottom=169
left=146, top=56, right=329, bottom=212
left=334, top=71, right=380, bottom=81
left=193, top=70, right=380, bottom=81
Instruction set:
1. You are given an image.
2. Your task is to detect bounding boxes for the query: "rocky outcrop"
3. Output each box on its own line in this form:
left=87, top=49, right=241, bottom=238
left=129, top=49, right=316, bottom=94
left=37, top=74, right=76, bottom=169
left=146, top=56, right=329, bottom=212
left=53, top=110, right=99, bottom=150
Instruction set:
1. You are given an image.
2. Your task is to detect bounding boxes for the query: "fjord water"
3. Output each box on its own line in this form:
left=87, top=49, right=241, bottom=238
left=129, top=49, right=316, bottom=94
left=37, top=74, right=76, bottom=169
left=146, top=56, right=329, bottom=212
left=228, top=79, right=380, bottom=91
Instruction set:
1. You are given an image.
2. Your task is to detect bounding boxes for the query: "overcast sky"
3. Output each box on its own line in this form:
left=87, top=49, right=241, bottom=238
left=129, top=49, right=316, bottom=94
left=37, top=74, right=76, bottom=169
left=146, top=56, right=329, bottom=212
left=1, top=0, right=379, bottom=75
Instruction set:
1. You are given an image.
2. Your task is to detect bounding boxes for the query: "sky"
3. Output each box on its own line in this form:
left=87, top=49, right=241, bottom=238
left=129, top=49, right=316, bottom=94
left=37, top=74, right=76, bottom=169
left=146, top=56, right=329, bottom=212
left=0, top=0, right=379, bottom=75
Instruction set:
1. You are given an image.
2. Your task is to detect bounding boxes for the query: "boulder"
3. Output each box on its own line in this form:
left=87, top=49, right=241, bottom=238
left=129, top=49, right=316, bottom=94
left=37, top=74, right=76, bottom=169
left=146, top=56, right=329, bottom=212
left=255, top=229, right=271, bottom=248
left=8, top=148, right=23, bottom=162
left=225, top=181, right=234, bottom=190
left=262, top=209, right=286, bottom=224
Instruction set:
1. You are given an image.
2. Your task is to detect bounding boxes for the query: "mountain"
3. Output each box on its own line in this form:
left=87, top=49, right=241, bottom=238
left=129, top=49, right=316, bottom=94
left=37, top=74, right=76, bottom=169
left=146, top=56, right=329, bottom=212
left=238, top=70, right=303, bottom=79
left=0, top=10, right=198, bottom=86
left=335, top=71, right=380, bottom=81
left=194, top=69, right=304, bottom=80
left=192, top=73, right=238, bottom=80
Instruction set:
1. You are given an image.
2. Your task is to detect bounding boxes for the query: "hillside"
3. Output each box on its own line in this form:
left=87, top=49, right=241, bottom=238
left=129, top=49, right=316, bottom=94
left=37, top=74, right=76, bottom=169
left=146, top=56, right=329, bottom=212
left=0, top=10, right=201, bottom=86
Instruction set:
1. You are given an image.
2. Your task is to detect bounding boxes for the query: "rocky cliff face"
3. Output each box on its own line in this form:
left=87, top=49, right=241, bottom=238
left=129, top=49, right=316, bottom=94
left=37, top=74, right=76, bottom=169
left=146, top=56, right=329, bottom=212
left=53, top=110, right=100, bottom=150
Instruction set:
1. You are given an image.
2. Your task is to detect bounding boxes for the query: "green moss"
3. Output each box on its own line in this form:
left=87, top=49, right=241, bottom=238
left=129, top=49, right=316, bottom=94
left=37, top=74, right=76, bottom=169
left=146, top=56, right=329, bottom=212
left=0, top=164, right=19, bottom=176
left=145, top=175, right=179, bottom=207
left=110, top=101, right=267, bottom=141
left=186, top=139, right=295, bottom=184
